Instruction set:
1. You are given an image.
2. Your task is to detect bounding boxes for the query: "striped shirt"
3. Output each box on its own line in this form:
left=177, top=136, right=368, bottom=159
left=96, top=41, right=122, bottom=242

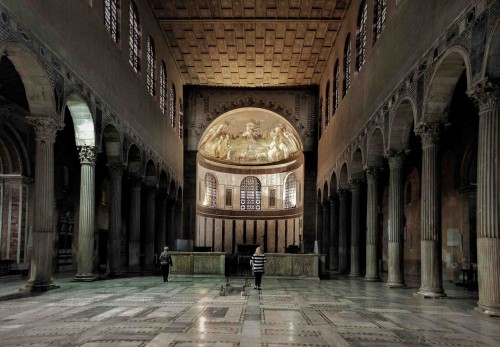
left=251, top=254, right=266, bottom=273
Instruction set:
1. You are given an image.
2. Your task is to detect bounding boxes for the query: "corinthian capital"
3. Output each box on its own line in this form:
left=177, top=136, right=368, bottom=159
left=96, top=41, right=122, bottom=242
left=107, top=162, right=125, bottom=179
left=78, top=146, right=98, bottom=164
left=385, top=149, right=409, bottom=169
left=415, top=122, right=441, bottom=147
left=364, top=166, right=382, bottom=182
left=466, top=78, right=500, bottom=113
left=26, top=116, right=64, bottom=144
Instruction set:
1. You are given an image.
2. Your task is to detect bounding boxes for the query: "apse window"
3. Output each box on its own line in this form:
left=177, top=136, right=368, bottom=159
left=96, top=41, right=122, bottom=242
left=240, top=176, right=261, bottom=211
left=205, top=173, right=217, bottom=208
left=284, top=173, right=297, bottom=209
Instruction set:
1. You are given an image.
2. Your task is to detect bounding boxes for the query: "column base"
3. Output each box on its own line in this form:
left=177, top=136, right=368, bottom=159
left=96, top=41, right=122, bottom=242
left=415, top=288, right=447, bottom=298
left=474, top=304, right=500, bottom=317
left=364, top=276, right=380, bottom=282
left=73, top=274, right=97, bottom=282
left=386, top=282, right=406, bottom=288
left=349, top=273, right=362, bottom=277
left=25, top=281, right=60, bottom=292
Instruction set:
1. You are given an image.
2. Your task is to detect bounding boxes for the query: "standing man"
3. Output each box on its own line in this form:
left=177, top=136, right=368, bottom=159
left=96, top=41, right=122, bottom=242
left=159, top=246, right=173, bottom=282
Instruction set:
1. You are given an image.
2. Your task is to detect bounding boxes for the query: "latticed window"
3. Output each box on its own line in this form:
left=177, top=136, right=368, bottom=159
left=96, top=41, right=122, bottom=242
left=343, top=34, right=351, bottom=97
left=325, top=81, right=330, bottom=127
left=318, top=97, right=323, bottom=139
left=170, top=84, right=176, bottom=127
left=160, top=61, right=167, bottom=114
left=356, top=1, right=368, bottom=71
left=178, top=98, right=183, bottom=139
left=128, top=1, right=141, bottom=73
left=205, top=173, right=217, bottom=208
left=240, top=176, right=261, bottom=210
left=373, top=0, right=387, bottom=44
left=104, top=0, right=120, bottom=43
left=146, top=36, right=156, bottom=96
left=285, top=173, right=297, bottom=209
left=333, top=60, right=340, bottom=114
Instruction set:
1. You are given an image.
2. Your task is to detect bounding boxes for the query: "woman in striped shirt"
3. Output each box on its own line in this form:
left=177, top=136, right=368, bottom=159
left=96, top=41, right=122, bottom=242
left=250, top=246, right=266, bottom=289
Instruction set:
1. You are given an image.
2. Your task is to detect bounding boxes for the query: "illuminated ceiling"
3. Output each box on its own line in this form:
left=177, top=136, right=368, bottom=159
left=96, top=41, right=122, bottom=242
left=149, top=0, right=349, bottom=87
left=198, top=108, right=302, bottom=165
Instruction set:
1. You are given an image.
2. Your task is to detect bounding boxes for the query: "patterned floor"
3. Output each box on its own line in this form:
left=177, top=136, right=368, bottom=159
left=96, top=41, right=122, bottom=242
left=0, top=275, right=499, bottom=346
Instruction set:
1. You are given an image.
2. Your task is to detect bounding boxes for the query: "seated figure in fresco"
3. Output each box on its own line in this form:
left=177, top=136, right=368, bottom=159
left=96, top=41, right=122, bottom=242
left=242, top=122, right=258, bottom=141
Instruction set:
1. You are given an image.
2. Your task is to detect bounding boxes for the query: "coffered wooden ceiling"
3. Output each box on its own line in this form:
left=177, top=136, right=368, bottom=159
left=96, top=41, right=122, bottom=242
left=149, top=0, right=349, bottom=87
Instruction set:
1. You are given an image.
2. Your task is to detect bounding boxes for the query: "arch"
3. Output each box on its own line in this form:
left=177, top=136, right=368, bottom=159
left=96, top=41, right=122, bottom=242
left=126, top=143, right=142, bottom=176
left=0, top=123, right=30, bottom=176
left=159, top=170, right=169, bottom=191
left=177, top=186, right=183, bottom=201
left=169, top=179, right=176, bottom=197
left=485, top=18, right=500, bottom=79
left=102, top=124, right=121, bottom=158
left=240, top=176, right=261, bottom=210
left=0, top=41, right=56, bottom=116
left=0, top=133, right=22, bottom=174
left=323, top=181, right=329, bottom=202
left=366, top=127, right=385, bottom=167
left=389, top=97, right=417, bottom=150
left=339, top=163, right=349, bottom=189
left=351, top=148, right=364, bottom=180
left=317, top=188, right=322, bottom=203
left=330, top=171, right=338, bottom=196
left=424, top=47, right=471, bottom=123
left=145, top=159, right=156, bottom=177
left=65, top=93, right=95, bottom=146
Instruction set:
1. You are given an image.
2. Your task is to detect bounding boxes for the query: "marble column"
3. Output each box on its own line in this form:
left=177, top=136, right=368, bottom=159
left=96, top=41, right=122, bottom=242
left=349, top=179, right=363, bottom=277
left=322, top=202, right=330, bottom=256
left=415, top=123, right=446, bottom=298
left=315, top=202, right=323, bottom=253
left=467, top=79, right=500, bottom=315
left=128, top=177, right=142, bottom=271
left=74, top=146, right=98, bottom=282
left=26, top=117, right=63, bottom=291
left=385, top=149, right=408, bottom=288
left=338, top=189, right=349, bottom=273
left=329, top=195, right=339, bottom=271
left=144, top=185, right=157, bottom=269
left=156, top=192, right=167, bottom=251
left=365, top=167, right=381, bottom=281
left=108, top=163, right=125, bottom=276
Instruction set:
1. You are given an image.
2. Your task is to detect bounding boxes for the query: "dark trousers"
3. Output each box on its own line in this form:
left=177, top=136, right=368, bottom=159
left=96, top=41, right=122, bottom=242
left=161, top=265, right=170, bottom=281
left=254, top=272, right=263, bottom=287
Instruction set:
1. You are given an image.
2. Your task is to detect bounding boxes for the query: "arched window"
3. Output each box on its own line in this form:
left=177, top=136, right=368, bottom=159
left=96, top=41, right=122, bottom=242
left=343, top=34, right=351, bottom=97
left=285, top=173, right=297, bottom=209
left=146, top=36, right=156, bottom=96
left=325, top=81, right=330, bottom=127
left=240, top=176, right=261, bottom=210
left=170, top=83, right=176, bottom=127
left=318, top=96, right=323, bottom=140
left=333, top=60, right=340, bottom=114
left=373, top=0, right=387, bottom=44
left=178, top=98, right=183, bottom=139
left=104, top=0, right=120, bottom=43
left=356, top=1, right=368, bottom=71
left=128, top=1, right=141, bottom=73
left=160, top=61, right=167, bottom=114
left=205, top=173, right=217, bottom=208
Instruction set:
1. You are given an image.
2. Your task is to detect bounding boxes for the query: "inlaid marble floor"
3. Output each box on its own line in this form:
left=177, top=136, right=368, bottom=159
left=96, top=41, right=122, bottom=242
left=0, top=276, right=499, bottom=346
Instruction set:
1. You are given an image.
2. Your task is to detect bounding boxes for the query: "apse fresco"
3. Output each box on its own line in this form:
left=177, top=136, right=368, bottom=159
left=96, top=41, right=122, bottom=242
left=198, top=109, right=302, bottom=165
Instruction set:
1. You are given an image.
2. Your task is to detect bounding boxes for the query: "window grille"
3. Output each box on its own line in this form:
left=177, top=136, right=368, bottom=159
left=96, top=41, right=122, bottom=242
left=160, top=62, right=167, bottom=113
left=318, top=97, right=323, bottom=139
left=146, top=36, right=156, bottom=96
left=333, top=60, right=340, bottom=114
left=285, top=173, right=297, bottom=209
left=343, top=34, right=351, bottom=96
left=128, top=1, right=140, bottom=73
left=240, top=177, right=261, bottom=210
left=170, top=84, right=176, bottom=127
left=373, top=0, right=387, bottom=43
left=205, top=173, right=217, bottom=208
left=104, top=0, right=119, bottom=43
left=356, top=1, right=368, bottom=70
left=325, top=81, right=330, bottom=127
left=178, top=98, right=183, bottom=139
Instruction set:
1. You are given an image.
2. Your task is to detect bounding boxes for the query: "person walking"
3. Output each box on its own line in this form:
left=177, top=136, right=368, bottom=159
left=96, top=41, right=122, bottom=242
left=159, top=246, right=173, bottom=282
left=250, top=246, right=266, bottom=289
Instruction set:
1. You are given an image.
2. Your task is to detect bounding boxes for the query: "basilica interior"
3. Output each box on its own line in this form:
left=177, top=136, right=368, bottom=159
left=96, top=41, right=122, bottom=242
left=0, top=0, right=499, bottom=346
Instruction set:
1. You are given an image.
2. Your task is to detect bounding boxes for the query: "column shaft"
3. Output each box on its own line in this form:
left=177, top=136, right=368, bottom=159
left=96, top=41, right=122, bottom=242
left=26, top=117, right=63, bottom=291
left=329, top=197, right=339, bottom=271
left=365, top=167, right=381, bottom=281
left=322, top=203, right=330, bottom=256
left=349, top=181, right=362, bottom=277
left=128, top=179, right=142, bottom=271
left=75, top=146, right=97, bottom=281
left=416, top=123, right=445, bottom=297
left=108, top=163, right=124, bottom=276
left=315, top=202, right=323, bottom=253
left=144, top=187, right=156, bottom=268
left=157, top=194, right=167, bottom=251
left=467, top=79, right=500, bottom=315
left=338, top=189, right=349, bottom=273
left=386, top=150, right=407, bottom=288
